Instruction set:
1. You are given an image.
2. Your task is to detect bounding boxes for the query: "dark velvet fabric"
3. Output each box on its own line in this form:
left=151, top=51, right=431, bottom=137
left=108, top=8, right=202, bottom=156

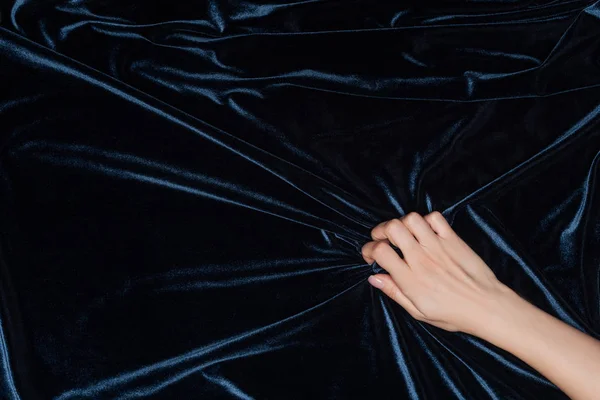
left=1, top=1, right=600, bottom=398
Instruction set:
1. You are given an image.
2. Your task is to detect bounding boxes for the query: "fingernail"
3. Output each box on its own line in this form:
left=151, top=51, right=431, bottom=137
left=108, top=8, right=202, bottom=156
left=368, top=275, right=384, bottom=289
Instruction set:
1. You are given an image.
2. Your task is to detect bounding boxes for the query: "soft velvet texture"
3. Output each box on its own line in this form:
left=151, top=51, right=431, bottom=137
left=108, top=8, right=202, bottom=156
left=1, top=1, right=600, bottom=399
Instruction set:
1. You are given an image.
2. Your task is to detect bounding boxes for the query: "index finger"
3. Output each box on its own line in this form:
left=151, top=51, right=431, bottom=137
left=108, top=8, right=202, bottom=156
left=361, top=240, right=414, bottom=291
left=371, top=218, right=419, bottom=256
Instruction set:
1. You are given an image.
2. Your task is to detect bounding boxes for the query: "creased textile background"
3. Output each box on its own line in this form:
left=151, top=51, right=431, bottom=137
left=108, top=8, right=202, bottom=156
left=1, top=1, right=600, bottom=399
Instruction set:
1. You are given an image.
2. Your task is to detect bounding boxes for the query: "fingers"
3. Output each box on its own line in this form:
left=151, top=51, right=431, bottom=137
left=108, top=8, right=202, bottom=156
left=400, top=212, right=440, bottom=248
left=423, top=211, right=454, bottom=239
left=371, top=218, right=419, bottom=256
left=363, top=211, right=499, bottom=334
left=361, top=240, right=409, bottom=272
left=423, top=212, right=497, bottom=280
left=367, top=274, right=424, bottom=319
left=369, top=212, right=442, bottom=266
left=372, top=211, right=452, bottom=243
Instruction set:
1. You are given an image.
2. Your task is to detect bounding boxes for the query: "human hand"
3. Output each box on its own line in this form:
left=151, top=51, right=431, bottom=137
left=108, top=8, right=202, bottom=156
left=362, top=211, right=515, bottom=335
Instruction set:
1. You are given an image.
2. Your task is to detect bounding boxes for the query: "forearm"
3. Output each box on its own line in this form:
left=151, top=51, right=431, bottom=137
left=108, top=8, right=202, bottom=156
left=476, top=286, right=600, bottom=400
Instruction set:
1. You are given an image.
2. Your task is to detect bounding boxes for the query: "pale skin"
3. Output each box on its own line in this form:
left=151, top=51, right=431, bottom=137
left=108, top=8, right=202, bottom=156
left=361, top=211, right=600, bottom=400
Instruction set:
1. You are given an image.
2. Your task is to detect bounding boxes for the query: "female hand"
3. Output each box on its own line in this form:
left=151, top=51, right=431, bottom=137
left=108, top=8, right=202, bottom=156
left=361, top=211, right=514, bottom=335
left=363, top=212, right=600, bottom=400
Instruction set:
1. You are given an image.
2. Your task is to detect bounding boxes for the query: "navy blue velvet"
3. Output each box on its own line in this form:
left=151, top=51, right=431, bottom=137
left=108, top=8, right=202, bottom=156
left=1, top=1, right=600, bottom=398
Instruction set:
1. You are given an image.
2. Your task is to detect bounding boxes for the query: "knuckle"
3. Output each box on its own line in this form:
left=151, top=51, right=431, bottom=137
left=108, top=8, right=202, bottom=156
left=431, top=211, right=443, bottom=219
left=406, top=212, right=421, bottom=220
left=385, top=219, right=403, bottom=234
left=403, top=212, right=419, bottom=225
left=372, top=241, right=389, bottom=257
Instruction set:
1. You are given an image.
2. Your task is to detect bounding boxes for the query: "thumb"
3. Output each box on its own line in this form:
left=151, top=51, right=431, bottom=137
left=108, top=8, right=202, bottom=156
left=368, top=274, right=424, bottom=320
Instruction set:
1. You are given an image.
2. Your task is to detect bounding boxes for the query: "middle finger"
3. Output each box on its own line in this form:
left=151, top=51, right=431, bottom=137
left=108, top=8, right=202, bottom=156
left=371, top=218, right=420, bottom=260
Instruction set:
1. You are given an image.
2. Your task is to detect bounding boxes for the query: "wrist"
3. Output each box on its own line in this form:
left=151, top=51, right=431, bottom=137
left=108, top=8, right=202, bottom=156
left=467, top=283, right=536, bottom=344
